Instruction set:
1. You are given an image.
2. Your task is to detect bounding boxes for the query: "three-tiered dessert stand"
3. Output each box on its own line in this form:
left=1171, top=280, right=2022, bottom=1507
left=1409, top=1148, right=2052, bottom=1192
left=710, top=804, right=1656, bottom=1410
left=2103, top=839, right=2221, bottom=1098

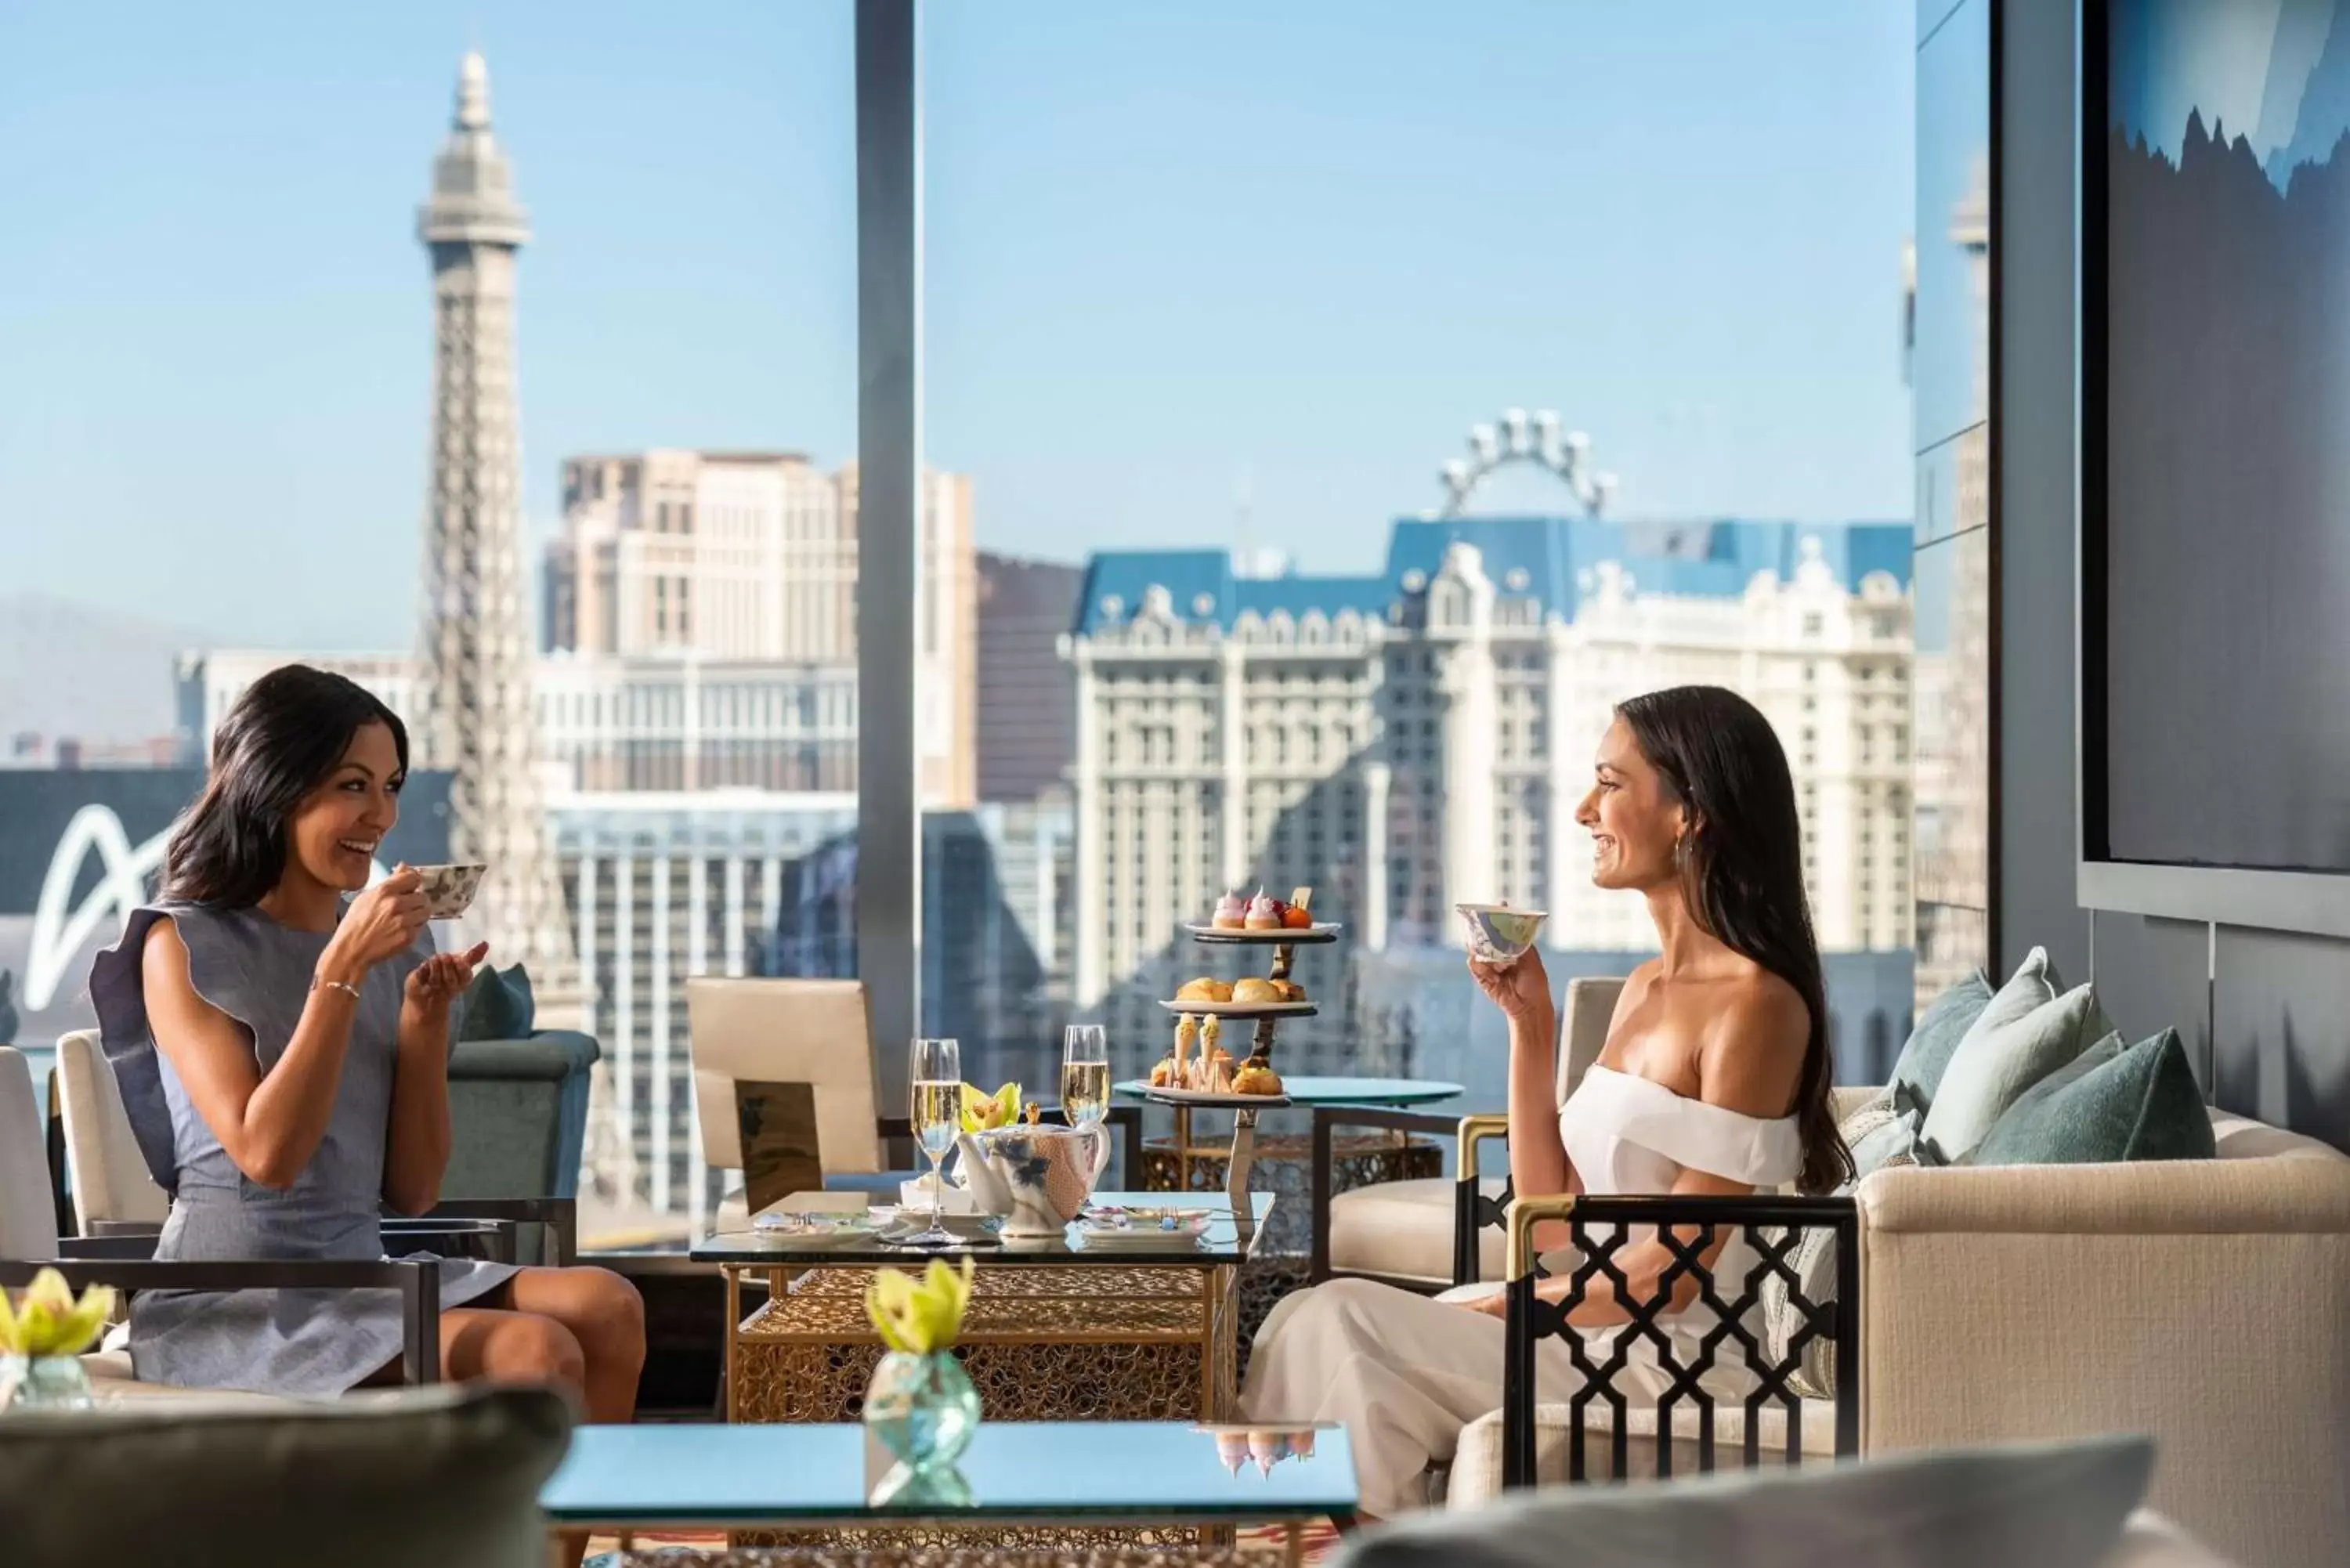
left=1146, top=909, right=1340, bottom=1241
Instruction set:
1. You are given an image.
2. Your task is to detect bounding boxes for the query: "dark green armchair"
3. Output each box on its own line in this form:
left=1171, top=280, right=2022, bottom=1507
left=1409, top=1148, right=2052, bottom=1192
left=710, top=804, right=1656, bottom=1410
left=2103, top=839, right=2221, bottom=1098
left=442, top=1028, right=598, bottom=1266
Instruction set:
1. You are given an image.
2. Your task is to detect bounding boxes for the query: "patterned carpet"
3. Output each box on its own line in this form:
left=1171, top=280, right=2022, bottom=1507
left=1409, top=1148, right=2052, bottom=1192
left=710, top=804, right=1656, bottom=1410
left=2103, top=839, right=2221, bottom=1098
left=584, top=1520, right=1343, bottom=1565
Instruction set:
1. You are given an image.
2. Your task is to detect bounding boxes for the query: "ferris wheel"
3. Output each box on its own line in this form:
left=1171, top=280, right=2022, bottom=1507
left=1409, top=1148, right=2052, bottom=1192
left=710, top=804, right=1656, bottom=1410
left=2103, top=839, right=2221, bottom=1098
left=1431, top=406, right=1615, bottom=519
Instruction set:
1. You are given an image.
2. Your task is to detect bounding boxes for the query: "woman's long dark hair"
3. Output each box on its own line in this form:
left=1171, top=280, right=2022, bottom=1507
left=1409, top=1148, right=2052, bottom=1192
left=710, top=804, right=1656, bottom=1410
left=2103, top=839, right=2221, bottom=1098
left=1615, top=685, right=1851, bottom=1194
left=162, top=664, right=409, bottom=909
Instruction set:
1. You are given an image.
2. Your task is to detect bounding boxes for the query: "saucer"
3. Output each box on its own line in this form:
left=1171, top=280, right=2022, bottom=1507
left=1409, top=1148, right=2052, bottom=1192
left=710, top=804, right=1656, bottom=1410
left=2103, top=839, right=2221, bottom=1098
left=750, top=1211, right=877, bottom=1247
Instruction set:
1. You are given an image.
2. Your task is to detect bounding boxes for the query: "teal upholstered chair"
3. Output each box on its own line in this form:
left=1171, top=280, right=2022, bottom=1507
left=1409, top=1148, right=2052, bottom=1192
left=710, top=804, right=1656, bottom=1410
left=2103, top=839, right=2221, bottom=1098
left=442, top=965, right=596, bottom=1265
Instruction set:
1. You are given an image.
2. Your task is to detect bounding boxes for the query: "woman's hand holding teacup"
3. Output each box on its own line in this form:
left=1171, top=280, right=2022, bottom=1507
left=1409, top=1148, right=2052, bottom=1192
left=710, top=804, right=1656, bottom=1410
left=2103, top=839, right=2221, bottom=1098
left=316, top=865, right=429, bottom=988
left=1468, top=944, right=1554, bottom=1029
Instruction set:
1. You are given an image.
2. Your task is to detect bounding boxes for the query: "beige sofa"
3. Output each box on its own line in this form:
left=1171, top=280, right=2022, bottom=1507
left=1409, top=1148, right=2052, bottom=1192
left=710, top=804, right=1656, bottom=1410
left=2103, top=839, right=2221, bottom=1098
left=1446, top=1083, right=2350, bottom=1568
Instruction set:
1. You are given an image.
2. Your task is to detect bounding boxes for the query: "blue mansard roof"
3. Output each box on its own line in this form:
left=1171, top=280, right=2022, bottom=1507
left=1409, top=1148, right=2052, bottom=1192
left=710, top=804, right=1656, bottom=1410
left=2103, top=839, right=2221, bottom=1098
left=1069, top=516, right=1912, bottom=638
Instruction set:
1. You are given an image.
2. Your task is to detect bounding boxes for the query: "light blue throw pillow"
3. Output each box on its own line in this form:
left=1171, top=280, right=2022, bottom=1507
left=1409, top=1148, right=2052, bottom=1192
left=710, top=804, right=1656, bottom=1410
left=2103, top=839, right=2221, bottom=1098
left=1919, top=978, right=2114, bottom=1166
left=1887, top=966, right=1995, bottom=1117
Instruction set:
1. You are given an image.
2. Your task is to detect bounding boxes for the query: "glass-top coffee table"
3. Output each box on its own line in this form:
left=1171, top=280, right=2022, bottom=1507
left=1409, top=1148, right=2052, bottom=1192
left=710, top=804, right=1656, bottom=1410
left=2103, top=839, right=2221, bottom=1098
left=698, top=1193, right=1274, bottom=1428
left=544, top=1418, right=1356, bottom=1561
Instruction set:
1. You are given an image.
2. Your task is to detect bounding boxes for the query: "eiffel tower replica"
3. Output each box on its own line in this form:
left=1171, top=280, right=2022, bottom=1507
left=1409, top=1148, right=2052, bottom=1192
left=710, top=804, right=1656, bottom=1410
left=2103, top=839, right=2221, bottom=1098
left=414, top=54, right=633, bottom=1209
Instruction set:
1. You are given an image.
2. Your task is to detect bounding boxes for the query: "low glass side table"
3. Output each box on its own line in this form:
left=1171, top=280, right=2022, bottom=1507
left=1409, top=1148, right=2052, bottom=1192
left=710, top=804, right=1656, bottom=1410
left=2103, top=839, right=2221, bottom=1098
left=543, top=1417, right=1357, bottom=1563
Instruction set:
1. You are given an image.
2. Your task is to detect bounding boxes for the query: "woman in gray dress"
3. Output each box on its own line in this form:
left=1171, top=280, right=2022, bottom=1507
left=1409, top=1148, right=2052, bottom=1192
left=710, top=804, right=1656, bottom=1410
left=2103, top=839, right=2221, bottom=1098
left=90, top=663, right=644, bottom=1422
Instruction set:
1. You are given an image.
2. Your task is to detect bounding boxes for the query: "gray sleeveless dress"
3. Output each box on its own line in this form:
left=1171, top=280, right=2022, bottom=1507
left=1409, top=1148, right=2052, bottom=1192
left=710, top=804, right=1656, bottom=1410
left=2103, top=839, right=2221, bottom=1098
left=89, top=901, right=519, bottom=1396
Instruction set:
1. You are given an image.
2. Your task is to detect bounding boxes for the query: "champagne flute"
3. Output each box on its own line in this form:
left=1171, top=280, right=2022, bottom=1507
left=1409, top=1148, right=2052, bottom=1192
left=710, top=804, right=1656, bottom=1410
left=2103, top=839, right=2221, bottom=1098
left=902, top=1037, right=963, bottom=1248
left=1061, top=1024, right=1110, bottom=1129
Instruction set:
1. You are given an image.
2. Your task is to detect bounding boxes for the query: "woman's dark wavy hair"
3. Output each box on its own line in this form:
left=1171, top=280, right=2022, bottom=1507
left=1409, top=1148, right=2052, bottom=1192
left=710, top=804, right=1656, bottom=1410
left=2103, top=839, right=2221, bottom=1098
left=1615, top=685, right=1852, bottom=1194
left=162, top=664, right=408, bottom=909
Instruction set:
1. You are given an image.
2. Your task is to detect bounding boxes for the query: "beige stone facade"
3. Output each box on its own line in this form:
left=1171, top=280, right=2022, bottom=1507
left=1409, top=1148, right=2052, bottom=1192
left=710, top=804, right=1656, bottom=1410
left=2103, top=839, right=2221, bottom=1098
left=546, top=450, right=976, bottom=806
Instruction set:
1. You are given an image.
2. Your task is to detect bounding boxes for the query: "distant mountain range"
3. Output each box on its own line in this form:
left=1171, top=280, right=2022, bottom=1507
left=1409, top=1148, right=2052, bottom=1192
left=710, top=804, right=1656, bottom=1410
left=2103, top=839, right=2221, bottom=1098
left=0, top=594, right=212, bottom=748
left=2110, top=0, right=2350, bottom=193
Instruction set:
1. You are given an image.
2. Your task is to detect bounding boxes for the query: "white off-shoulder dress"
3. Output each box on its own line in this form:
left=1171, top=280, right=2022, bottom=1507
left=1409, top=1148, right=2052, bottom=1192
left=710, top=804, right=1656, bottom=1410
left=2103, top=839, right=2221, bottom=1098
left=1240, top=1064, right=1802, bottom=1516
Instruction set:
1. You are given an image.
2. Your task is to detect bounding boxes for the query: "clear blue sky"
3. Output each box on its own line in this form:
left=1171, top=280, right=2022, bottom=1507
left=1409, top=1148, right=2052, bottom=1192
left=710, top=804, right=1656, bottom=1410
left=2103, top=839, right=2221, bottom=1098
left=1, top=0, right=1914, bottom=649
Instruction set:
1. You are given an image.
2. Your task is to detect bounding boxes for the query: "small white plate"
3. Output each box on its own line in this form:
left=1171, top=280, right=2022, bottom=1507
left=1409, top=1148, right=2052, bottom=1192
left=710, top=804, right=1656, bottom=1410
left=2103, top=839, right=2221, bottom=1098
left=1156, top=999, right=1318, bottom=1018
left=1079, top=1218, right=1208, bottom=1249
left=1083, top=1205, right=1213, bottom=1234
left=751, top=1212, right=877, bottom=1247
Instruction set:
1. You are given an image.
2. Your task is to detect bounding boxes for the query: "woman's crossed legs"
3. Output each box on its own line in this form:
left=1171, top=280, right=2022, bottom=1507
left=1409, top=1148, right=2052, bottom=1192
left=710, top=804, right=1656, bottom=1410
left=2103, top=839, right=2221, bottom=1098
left=368, top=1264, right=645, bottom=1424
left=439, top=1265, right=646, bottom=1423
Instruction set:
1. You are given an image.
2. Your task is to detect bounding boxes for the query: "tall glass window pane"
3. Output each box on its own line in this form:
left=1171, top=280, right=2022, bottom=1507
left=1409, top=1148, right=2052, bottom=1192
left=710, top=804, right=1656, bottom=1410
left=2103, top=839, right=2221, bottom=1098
left=924, top=1, right=1920, bottom=1104
left=0, top=9, right=859, bottom=1248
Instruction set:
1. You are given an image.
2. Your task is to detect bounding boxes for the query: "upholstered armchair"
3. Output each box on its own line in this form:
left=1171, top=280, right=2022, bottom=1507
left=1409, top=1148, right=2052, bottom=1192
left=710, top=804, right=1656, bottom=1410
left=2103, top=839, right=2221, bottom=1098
left=52, top=1029, right=539, bottom=1266
left=2, top=1045, right=446, bottom=1394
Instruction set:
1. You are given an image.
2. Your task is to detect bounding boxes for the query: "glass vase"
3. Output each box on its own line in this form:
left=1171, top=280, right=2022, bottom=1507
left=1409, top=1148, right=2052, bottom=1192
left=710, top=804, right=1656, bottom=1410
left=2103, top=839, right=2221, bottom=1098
left=862, top=1349, right=979, bottom=1505
left=1, top=1353, right=95, bottom=1412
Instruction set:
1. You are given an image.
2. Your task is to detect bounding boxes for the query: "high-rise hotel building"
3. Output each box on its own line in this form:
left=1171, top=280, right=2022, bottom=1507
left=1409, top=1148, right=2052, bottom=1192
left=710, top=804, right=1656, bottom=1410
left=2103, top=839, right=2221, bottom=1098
left=544, top=450, right=978, bottom=807
left=1062, top=516, right=1915, bottom=1053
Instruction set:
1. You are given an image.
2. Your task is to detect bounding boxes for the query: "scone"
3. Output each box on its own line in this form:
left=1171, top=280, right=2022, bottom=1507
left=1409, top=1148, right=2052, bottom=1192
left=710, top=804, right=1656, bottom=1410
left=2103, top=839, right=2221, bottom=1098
left=1230, top=977, right=1282, bottom=1004
left=1176, top=977, right=1233, bottom=1003
left=1232, top=1064, right=1285, bottom=1097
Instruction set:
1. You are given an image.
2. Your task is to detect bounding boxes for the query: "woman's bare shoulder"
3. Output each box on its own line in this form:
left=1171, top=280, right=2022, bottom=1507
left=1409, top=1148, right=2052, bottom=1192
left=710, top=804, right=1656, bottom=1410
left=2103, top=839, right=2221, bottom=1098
left=1698, top=967, right=1810, bottom=1116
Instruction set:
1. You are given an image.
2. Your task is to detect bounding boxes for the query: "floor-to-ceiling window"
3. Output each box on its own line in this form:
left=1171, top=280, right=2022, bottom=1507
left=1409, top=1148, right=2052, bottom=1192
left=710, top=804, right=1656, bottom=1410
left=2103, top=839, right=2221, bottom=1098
left=1912, top=0, right=1996, bottom=1010
left=920, top=0, right=1923, bottom=1102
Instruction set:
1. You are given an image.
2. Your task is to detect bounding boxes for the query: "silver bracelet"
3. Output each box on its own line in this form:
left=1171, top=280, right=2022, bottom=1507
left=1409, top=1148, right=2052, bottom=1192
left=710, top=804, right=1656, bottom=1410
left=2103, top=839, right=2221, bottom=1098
left=310, top=976, right=361, bottom=1002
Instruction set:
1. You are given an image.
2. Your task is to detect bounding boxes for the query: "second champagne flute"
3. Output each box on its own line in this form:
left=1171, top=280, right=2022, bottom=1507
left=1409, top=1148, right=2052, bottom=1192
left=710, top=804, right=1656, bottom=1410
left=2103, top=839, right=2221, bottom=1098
left=1061, top=1024, right=1109, bottom=1129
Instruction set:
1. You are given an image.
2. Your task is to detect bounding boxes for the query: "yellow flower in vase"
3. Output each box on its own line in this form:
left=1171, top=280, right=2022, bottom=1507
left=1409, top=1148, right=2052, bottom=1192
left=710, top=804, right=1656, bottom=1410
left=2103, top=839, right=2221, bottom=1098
left=1, top=1267, right=114, bottom=1411
left=865, top=1255, right=975, bottom=1356
left=863, top=1256, right=982, bottom=1500
left=0, top=1268, right=114, bottom=1358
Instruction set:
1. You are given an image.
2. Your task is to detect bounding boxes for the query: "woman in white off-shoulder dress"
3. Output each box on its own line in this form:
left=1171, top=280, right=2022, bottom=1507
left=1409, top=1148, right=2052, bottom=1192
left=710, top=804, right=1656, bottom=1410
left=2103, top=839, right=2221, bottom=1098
left=1243, top=686, right=1854, bottom=1517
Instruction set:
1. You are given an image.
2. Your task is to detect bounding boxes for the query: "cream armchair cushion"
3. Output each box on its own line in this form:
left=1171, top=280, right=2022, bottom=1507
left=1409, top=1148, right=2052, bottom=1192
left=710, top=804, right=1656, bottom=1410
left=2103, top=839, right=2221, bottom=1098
left=1329, top=1178, right=1507, bottom=1287
left=0, top=1047, right=58, bottom=1261
left=56, top=1030, right=170, bottom=1233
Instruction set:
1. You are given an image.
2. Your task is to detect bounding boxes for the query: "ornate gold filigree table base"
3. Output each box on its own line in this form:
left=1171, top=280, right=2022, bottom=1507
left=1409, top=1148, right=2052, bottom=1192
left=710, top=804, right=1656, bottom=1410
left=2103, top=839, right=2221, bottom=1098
left=725, top=1263, right=1235, bottom=1425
